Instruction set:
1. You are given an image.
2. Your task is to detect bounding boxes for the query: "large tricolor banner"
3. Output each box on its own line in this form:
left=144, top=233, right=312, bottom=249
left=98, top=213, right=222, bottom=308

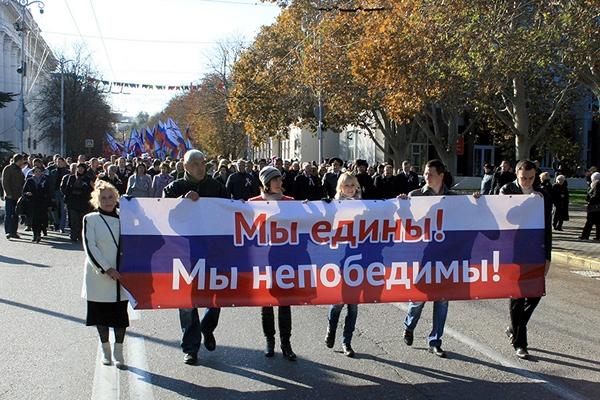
left=119, top=195, right=546, bottom=309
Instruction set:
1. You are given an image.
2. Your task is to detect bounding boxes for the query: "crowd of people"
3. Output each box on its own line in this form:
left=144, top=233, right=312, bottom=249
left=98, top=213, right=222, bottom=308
left=1, top=150, right=599, bottom=370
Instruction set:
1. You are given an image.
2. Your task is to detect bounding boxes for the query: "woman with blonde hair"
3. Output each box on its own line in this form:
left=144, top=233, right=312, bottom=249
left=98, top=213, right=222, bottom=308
left=82, top=181, right=129, bottom=369
left=324, top=172, right=361, bottom=357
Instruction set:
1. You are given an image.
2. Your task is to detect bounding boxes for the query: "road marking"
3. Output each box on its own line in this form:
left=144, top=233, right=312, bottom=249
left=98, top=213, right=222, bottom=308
left=91, top=341, right=119, bottom=400
left=570, top=270, right=600, bottom=280
left=235, top=366, right=313, bottom=389
left=392, top=303, right=589, bottom=400
left=127, top=335, right=155, bottom=400
left=128, top=304, right=140, bottom=321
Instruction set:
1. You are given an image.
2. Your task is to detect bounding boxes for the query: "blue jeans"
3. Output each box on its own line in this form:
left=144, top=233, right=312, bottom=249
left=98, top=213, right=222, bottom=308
left=179, top=307, right=220, bottom=354
left=404, top=301, right=449, bottom=347
left=4, top=198, right=18, bottom=236
left=328, top=304, right=358, bottom=345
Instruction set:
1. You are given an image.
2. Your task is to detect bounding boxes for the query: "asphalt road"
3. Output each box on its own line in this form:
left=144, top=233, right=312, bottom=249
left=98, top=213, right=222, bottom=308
left=1, top=229, right=599, bottom=400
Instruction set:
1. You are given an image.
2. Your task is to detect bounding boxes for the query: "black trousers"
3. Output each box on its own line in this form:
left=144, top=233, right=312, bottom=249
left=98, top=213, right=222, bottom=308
left=262, top=306, right=291, bottom=342
left=581, top=212, right=600, bottom=239
left=69, top=208, right=84, bottom=240
left=509, top=297, right=541, bottom=349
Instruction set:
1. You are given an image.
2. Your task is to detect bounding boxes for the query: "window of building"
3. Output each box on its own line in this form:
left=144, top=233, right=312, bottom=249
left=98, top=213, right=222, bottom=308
left=411, top=143, right=427, bottom=173
left=473, top=145, right=495, bottom=176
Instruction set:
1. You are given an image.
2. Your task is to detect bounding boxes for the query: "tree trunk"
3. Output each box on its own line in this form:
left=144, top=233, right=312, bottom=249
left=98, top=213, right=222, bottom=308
left=414, top=106, right=460, bottom=176
left=511, top=75, right=531, bottom=161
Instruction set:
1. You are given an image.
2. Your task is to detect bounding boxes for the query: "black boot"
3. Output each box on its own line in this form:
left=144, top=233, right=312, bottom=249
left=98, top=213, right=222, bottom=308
left=265, top=336, right=275, bottom=358
left=325, top=327, right=336, bottom=349
left=280, top=340, right=296, bottom=361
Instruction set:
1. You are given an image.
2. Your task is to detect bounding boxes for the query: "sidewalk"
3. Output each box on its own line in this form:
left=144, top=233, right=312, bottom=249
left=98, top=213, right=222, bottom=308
left=551, top=206, right=600, bottom=271
left=0, top=198, right=598, bottom=269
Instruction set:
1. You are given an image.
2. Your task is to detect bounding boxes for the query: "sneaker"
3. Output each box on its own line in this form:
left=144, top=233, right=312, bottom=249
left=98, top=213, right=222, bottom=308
left=183, top=352, right=198, bottom=365
left=342, top=343, right=355, bottom=358
left=505, top=327, right=514, bottom=342
left=428, top=345, right=447, bottom=358
left=403, top=329, right=413, bottom=346
left=515, top=348, right=529, bottom=359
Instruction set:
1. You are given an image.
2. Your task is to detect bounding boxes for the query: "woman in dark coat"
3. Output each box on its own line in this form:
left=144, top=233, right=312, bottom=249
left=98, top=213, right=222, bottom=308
left=22, top=165, right=52, bottom=242
left=551, top=175, right=569, bottom=231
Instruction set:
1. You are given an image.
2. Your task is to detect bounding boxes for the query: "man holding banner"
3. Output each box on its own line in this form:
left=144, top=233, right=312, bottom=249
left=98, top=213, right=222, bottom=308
left=500, top=160, right=552, bottom=360
left=400, top=159, right=458, bottom=358
left=163, top=149, right=229, bottom=365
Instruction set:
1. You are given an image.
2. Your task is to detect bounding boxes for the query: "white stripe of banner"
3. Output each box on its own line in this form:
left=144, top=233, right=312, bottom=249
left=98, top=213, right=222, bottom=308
left=120, top=195, right=544, bottom=237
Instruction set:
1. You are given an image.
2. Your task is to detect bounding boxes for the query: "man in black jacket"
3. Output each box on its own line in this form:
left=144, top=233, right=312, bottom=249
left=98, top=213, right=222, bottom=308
left=293, top=162, right=323, bottom=200
left=397, top=160, right=420, bottom=194
left=322, top=157, right=343, bottom=199
left=374, top=164, right=400, bottom=199
left=500, top=159, right=551, bottom=360
left=162, top=149, right=229, bottom=365
left=47, top=157, right=69, bottom=232
left=225, top=159, right=260, bottom=200
left=491, top=160, right=517, bottom=195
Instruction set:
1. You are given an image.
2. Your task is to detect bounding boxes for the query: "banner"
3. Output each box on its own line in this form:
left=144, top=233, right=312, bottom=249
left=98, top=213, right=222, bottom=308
left=119, top=196, right=546, bottom=309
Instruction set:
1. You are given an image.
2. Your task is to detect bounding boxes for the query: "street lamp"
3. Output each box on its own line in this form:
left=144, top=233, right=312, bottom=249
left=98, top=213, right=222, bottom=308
left=58, top=59, right=74, bottom=156
left=5, top=0, right=46, bottom=153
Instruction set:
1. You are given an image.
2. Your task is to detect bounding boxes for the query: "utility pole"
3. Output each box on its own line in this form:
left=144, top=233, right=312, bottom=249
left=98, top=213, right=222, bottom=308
left=59, top=59, right=74, bottom=156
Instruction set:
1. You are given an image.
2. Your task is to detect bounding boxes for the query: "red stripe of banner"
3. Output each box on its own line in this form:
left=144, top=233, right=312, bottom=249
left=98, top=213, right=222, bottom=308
left=121, top=263, right=545, bottom=309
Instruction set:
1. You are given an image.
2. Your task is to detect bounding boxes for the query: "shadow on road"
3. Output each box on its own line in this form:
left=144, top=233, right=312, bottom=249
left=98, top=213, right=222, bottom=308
left=0, top=254, right=51, bottom=268
left=1, top=298, right=598, bottom=400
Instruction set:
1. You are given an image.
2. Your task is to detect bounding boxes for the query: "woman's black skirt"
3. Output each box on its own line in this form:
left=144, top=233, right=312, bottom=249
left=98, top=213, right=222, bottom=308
left=86, top=300, right=129, bottom=327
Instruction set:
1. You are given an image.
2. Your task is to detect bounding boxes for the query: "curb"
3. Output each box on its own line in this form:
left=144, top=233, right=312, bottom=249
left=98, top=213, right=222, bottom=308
left=552, top=250, right=600, bottom=271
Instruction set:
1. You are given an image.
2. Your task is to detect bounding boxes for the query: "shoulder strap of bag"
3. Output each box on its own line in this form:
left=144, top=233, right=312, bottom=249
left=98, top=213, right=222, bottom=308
left=99, top=214, right=119, bottom=248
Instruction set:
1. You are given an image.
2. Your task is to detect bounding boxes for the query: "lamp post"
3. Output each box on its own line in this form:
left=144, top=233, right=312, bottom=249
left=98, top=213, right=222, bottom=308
left=6, top=0, right=45, bottom=153
left=59, top=59, right=74, bottom=156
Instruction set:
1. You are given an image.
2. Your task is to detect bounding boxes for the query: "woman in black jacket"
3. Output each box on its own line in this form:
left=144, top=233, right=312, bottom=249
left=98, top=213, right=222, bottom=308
left=22, top=165, right=52, bottom=242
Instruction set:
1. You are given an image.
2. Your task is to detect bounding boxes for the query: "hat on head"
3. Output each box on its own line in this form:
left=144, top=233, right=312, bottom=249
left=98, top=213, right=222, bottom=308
left=259, top=166, right=282, bottom=187
left=328, top=157, right=343, bottom=166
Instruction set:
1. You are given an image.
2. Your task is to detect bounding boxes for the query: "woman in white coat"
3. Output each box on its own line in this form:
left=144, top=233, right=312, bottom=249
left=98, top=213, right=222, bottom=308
left=82, top=180, right=129, bottom=369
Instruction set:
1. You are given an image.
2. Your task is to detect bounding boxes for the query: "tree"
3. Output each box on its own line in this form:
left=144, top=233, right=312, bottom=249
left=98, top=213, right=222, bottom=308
left=456, top=0, right=597, bottom=160
left=130, top=111, right=150, bottom=131
left=230, top=6, right=314, bottom=145
left=0, top=92, right=16, bottom=109
left=148, top=38, right=249, bottom=158
left=32, top=50, right=115, bottom=156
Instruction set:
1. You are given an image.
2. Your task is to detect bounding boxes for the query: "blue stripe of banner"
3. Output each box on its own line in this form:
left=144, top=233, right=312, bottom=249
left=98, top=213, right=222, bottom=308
left=120, top=229, right=546, bottom=274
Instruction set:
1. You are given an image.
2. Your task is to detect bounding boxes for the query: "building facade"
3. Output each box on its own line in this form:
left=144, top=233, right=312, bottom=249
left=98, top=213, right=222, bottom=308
left=0, top=2, right=56, bottom=155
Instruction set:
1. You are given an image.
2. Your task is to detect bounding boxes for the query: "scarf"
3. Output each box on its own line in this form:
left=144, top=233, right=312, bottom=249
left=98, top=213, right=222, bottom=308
left=261, top=191, right=284, bottom=200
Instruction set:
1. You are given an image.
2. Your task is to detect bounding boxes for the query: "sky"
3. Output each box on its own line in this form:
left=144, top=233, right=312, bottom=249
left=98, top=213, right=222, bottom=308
left=30, top=0, right=281, bottom=118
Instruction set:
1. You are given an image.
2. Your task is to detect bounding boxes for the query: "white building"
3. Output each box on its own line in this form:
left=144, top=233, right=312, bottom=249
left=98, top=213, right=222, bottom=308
left=0, top=2, right=56, bottom=155
left=250, top=124, right=387, bottom=166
